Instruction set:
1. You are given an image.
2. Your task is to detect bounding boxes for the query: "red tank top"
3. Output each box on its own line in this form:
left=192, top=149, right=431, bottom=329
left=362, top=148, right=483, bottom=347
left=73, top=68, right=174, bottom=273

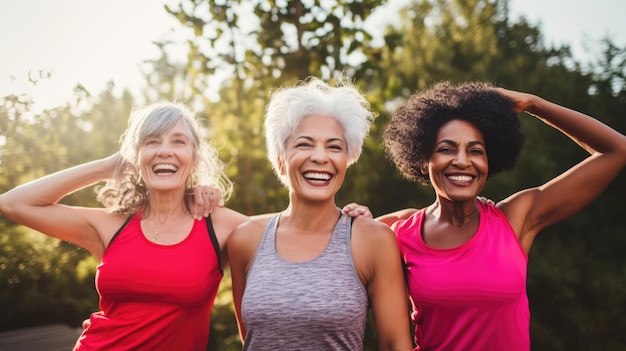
left=73, top=215, right=223, bottom=351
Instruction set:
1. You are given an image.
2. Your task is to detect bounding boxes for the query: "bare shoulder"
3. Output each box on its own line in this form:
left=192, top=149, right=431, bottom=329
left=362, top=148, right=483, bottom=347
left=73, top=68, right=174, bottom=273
left=204, top=207, right=249, bottom=252
left=497, top=188, right=537, bottom=234
left=350, top=215, right=402, bottom=286
left=350, top=216, right=398, bottom=250
left=227, top=215, right=273, bottom=268
left=229, top=215, right=273, bottom=245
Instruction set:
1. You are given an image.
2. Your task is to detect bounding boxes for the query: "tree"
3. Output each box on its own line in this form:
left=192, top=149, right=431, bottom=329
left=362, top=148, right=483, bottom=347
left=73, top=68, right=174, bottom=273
left=0, top=81, right=135, bottom=331
left=163, top=0, right=388, bottom=214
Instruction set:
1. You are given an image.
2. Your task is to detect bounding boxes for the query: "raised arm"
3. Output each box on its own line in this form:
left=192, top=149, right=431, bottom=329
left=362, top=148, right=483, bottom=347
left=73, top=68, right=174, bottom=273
left=0, top=153, right=124, bottom=259
left=496, top=89, right=626, bottom=252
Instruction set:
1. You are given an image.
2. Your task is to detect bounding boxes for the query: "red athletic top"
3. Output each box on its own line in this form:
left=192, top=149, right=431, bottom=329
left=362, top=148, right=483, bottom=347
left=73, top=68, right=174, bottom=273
left=395, top=201, right=529, bottom=351
left=73, top=215, right=222, bottom=351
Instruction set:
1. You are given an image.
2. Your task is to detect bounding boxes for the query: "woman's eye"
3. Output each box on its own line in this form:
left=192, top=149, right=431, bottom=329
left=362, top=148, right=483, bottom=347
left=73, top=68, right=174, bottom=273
left=329, top=144, right=343, bottom=151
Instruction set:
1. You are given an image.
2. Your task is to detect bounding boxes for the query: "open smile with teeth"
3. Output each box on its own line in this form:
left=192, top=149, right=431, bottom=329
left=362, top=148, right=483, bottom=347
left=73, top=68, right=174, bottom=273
left=303, top=172, right=332, bottom=183
left=447, top=175, right=474, bottom=182
left=153, top=163, right=179, bottom=174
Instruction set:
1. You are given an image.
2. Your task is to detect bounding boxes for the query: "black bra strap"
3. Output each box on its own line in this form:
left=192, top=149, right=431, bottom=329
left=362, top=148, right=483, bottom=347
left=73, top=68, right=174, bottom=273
left=107, top=215, right=134, bottom=247
left=205, top=215, right=223, bottom=274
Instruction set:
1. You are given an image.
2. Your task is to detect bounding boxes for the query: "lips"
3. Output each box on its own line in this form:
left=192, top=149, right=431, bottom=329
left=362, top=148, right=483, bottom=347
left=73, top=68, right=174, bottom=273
left=446, top=174, right=474, bottom=184
left=152, top=163, right=178, bottom=174
left=303, top=171, right=332, bottom=184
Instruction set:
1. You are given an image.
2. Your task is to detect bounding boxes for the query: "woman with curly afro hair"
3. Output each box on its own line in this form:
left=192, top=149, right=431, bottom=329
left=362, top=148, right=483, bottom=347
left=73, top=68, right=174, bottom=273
left=346, top=81, right=626, bottom=350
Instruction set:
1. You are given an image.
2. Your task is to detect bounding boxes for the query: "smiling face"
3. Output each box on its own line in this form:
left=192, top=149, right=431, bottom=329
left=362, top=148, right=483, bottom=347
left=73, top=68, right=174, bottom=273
left=279, top=115, right=348, bottom=203
left=138, top=120, right=196, bottom=192
left=426, top=119, right=488, bottom=202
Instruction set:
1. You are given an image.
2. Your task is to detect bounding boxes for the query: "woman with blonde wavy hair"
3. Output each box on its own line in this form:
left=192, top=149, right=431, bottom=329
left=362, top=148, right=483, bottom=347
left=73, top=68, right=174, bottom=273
left=0, top=102, right=247, bottom=350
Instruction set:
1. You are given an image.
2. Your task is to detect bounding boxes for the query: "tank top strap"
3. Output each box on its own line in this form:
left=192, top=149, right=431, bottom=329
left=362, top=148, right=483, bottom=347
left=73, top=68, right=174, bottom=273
left=205, top=215, right=222, bottom=273
left=326, top=210, right=351, bottom=254
left=257, top=213, right=281, bottom=256
left=107, top=214, right=135, bottom=248
left=258, top=210, right=349, bottom=258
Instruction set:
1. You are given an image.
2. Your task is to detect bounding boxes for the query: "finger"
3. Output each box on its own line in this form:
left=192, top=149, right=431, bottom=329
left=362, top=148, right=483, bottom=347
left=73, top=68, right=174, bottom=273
left=341, top=203, right=357, bottom=213
left=203, top=190, right=223, bottom=216
left=202, top=191, right=213, bottom=217
left=192, top=191, right=206, bottom=220
left=356, top=208, right=372, bottom=218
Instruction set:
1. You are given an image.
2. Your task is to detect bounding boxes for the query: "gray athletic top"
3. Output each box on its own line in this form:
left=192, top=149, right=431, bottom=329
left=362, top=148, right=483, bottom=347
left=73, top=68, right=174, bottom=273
left=241, top=211, right=369, bottom=350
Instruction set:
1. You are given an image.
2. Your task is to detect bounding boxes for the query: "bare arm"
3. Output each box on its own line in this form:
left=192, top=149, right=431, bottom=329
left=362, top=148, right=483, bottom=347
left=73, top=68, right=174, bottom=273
left=226, top=219, right=266, bottom=343
left=376, top=208, right=419, bottom=227
left=352, top=218, right=413, bottom=351
left=496, top=89, right=626, bottom=252
left=0, top=154, right=123, bottom=259
left=341, top=202, right=420, bottom=227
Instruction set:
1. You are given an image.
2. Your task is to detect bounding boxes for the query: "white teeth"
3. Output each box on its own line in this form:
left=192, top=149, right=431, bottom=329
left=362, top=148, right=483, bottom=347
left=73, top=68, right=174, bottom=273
left=153, top=164, right=178, bottom=173
left=303, top=172, right=331, bottom=181
left=448, top=175, right=473, bottom=182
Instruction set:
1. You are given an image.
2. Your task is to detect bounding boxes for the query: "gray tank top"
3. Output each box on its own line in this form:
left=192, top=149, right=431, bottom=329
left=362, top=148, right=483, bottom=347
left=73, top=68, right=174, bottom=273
left=241, top=211, right=369, bottom=350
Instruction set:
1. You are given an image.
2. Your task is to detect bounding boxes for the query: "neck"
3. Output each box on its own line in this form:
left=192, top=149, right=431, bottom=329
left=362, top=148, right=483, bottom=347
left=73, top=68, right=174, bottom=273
left=143, top=197, right=188, bottom=223
left=431, top=198, right=480, bottom=227
left=281, top=200, right=340, bottom=232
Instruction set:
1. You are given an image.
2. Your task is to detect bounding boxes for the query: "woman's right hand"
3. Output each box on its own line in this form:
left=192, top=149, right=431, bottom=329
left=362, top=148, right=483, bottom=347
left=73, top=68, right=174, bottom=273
left=103, top=152, right=123, bottom=178
left=495, top=88, right=534, bottom=113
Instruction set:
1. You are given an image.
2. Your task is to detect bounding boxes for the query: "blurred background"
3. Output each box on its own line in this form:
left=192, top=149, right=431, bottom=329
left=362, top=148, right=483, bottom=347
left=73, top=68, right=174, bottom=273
left=1, top=0, right=625, bottom=350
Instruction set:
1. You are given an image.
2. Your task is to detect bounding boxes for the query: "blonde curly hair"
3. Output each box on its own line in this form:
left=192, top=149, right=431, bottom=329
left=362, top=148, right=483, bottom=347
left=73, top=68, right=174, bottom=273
left=97, top=102, right=232, bottom=215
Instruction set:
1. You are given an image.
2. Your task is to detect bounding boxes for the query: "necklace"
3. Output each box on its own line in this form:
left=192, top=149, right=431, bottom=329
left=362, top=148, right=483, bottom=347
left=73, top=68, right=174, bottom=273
left=144, top=212, right=189, bottom=240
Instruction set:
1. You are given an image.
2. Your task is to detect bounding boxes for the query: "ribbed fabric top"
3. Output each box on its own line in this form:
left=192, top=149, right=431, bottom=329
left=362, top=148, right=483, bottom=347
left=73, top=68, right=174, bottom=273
left=241, top=211, right=369, bottom=351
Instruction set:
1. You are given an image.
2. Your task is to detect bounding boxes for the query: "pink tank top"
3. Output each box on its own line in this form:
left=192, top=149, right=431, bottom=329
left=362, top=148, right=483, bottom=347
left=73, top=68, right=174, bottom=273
left=73, top=215, right=222, bottom=351
left=394, top=201, right=529, bottom=351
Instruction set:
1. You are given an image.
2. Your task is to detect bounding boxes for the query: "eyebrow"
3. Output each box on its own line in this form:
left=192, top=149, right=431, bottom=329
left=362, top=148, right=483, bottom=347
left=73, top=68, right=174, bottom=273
left=437, top=139, right=485, bottom=147
left=145, top=132, right=190, bottom=141
left=294, top=135, right=345, bottom=143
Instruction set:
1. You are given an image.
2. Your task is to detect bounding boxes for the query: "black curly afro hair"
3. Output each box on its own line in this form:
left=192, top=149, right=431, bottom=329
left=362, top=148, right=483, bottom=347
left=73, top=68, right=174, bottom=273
left=383, top=81, right=525, bottom=185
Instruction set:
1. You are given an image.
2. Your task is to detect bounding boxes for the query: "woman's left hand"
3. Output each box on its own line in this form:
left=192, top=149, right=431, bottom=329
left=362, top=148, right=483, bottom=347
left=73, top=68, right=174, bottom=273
left=341, top=203, right=373, bottom=218
left=188, top=185, right=224, bottom=220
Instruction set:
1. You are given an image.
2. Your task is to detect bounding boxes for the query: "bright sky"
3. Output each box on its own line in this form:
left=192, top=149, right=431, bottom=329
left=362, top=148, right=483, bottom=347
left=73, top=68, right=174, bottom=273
left=1, top=0, right=625, bottom=111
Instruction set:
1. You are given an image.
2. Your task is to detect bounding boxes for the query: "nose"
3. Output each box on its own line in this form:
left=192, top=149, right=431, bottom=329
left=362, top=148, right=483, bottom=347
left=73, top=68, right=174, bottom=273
left=157, top=140, right=173, bottom=157
left=309, top=145, right=329, bottom=163
left=452, top=150, right=470, bottom=167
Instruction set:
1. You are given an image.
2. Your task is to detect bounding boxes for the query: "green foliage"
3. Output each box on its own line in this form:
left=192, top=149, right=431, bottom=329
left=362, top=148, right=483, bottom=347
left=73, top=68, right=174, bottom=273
left=208, top=269, right=242, bottom=351
left=162, top=0, right=388, bottom=216
left=0, top=82, right=134, bottom=331
left=0, top=227, right=97, bottom=330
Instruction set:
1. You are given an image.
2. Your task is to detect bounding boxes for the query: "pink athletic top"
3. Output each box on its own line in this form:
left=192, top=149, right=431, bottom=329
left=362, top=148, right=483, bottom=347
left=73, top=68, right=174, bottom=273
left=73, top=215, right=222, bottom=351
left=394, top=201, right=529, bottom=351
